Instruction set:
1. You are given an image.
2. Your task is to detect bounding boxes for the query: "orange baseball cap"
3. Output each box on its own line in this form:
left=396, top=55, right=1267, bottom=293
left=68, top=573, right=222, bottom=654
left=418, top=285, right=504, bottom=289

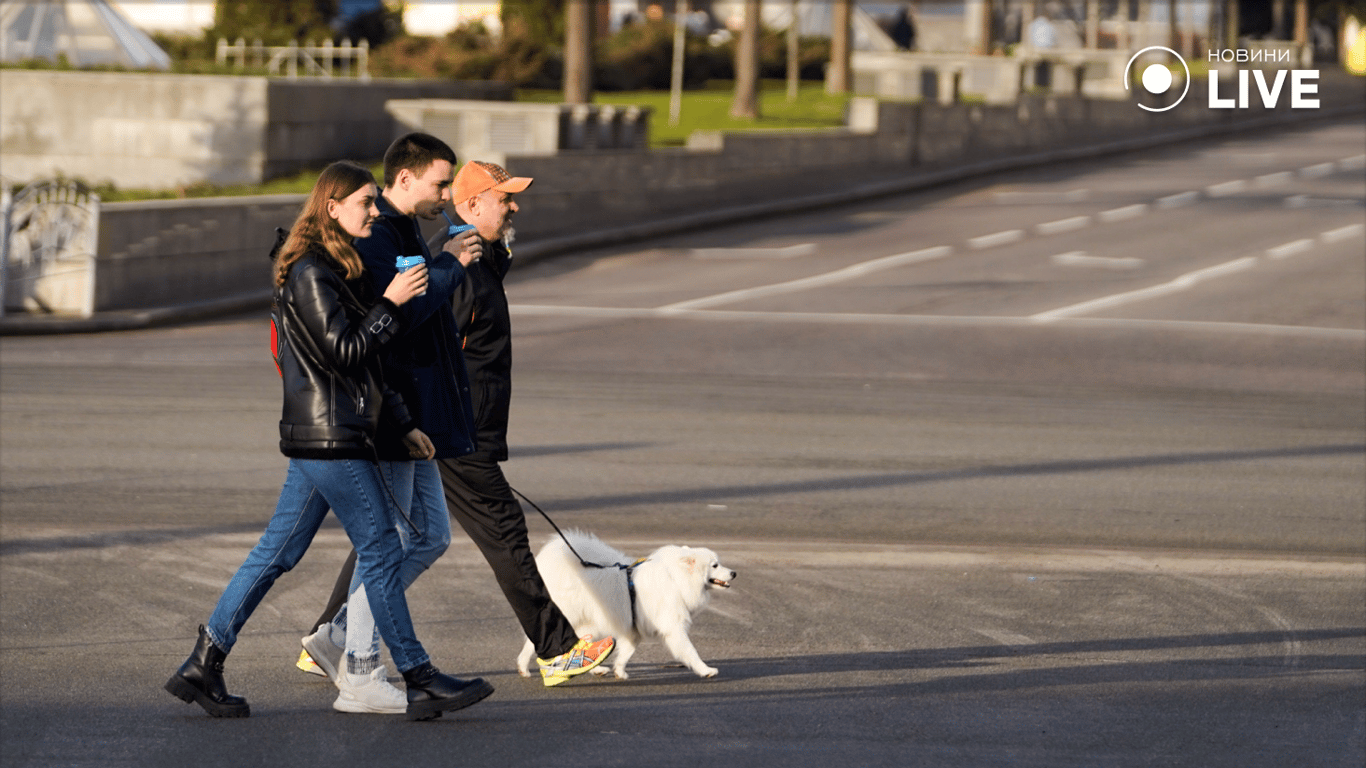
left=453, top=160, right=533, bottom=205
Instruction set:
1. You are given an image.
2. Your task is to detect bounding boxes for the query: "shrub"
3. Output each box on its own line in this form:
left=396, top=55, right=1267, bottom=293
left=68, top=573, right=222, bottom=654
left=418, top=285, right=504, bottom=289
left=593, top=19, right=728, bottom=91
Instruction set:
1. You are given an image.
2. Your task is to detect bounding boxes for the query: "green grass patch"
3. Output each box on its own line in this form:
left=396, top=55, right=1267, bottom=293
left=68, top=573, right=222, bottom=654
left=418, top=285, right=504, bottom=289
left=519, top=79, right=852, bottom=146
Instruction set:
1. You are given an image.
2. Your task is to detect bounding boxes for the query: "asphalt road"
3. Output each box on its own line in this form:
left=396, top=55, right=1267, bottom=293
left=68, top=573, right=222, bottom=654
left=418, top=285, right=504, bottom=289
left=1, top=119, right=1363, bottom=767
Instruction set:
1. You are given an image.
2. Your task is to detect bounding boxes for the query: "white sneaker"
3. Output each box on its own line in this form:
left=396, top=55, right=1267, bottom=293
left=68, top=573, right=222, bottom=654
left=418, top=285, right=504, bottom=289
left=300, top=624, right=343, bottom=683
left=333, top=666, right=407, bottom=714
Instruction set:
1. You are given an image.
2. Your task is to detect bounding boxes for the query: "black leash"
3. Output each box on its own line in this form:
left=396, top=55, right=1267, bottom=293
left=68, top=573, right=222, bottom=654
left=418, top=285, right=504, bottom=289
left=510, top=485, right=612, bottom=570
left=510, top=485, right=646, bottom=630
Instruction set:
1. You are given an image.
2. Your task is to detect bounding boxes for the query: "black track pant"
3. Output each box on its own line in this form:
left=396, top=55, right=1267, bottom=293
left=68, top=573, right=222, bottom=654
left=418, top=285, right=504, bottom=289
left=308, top=549, right=357, bottom=633
left=438, top=453, right=579, bottom=660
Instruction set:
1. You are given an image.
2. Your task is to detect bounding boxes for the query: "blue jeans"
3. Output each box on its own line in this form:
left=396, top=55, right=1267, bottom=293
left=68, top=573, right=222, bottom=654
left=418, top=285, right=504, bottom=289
left=331, top=460, right=450, bottom=654
left=204, top=459, right=431, bottom=672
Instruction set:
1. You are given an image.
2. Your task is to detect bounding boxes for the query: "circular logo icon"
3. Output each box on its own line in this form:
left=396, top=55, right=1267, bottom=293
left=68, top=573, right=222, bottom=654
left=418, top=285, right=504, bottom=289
left=1124, top=46, right=1190, bottom=112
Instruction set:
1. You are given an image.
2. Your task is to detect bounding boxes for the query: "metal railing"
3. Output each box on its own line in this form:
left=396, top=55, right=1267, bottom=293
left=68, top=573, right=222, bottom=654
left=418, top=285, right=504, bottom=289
left=215, top=37, right=370, bottom=80
left=1, top=180, right=101, bottom=318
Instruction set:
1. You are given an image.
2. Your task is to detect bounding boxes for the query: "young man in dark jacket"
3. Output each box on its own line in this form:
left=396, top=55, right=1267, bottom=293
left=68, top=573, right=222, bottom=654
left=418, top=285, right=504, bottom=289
left=298, top=134, right=482, bottom=713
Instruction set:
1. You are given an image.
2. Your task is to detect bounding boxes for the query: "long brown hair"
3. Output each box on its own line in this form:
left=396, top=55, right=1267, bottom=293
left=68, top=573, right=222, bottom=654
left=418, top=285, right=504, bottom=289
left=274, top=160, right=376, bottom=287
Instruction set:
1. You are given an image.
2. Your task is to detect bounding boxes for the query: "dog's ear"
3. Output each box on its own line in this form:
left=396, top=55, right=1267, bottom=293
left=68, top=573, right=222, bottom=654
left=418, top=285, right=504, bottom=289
left=681, top=555, right=697, bottom=573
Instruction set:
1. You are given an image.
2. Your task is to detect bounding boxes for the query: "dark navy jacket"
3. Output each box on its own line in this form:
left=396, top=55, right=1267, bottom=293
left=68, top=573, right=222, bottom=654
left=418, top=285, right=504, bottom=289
left=354, top=195, right=477, bottom=460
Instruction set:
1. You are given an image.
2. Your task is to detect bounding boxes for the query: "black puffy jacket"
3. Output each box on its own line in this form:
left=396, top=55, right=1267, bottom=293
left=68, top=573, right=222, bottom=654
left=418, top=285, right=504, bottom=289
left=276, top=248, right=415, bottom=460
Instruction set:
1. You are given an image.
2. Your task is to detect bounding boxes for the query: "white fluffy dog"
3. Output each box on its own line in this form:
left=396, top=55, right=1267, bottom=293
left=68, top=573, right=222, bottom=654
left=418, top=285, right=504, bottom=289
left=516, top=530, right=736, bottom=680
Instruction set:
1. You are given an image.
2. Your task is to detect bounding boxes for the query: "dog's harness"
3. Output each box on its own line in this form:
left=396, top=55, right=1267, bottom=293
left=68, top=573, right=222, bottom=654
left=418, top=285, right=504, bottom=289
left=621, top=557, right=647, bottom=630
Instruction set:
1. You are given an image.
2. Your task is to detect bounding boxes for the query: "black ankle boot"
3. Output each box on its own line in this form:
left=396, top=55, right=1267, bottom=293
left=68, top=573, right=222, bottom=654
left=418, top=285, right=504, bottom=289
left=401, top=662, right=493, bottom=721
left=164, top=625, right=250, bottom=718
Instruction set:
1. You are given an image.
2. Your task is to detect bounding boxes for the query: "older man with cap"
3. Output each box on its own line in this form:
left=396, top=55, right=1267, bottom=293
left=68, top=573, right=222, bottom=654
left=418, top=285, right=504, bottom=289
left=436, top=160, right=616, bottom=688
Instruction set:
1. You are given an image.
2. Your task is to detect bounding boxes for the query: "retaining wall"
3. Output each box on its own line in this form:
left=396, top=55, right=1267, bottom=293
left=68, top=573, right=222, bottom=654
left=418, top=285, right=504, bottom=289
left=95, top=195, right=304, bottom=311
left=0, top=70, right=513, bottom=189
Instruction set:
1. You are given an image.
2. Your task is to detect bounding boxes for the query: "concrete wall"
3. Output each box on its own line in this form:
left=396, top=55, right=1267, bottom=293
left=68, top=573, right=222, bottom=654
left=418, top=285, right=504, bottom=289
left=853, top=50, right=1134, bottom=105
left=0, top=70, right=513, bottom=189
left=94, top=195, right=305, bottom=311
left=2, top=72, right=270, bottom=189
left=386, top=99, right=653, bottom=166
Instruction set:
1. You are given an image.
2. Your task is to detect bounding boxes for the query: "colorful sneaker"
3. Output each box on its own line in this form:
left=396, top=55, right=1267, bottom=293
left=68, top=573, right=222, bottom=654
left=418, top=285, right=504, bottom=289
left=537, top=635, right=614, bottom=687
left=296, top=648, right=327, bottom=677
left=301, top=624, right=343, bottom=683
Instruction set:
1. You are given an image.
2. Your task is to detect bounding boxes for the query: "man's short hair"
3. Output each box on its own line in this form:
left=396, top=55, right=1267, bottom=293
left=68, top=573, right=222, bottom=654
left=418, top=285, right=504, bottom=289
left=382, top=133, right=457, bottom=188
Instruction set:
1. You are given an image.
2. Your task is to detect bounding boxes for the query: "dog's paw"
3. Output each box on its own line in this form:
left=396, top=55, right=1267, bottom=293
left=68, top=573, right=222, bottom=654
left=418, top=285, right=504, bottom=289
left=697, top=666, right=719, bottom=678
left=516, top=668, right=531, bottom=678
left=590, top=666, right=610, bottom=677
left=613, top=668, right=630, bottom=680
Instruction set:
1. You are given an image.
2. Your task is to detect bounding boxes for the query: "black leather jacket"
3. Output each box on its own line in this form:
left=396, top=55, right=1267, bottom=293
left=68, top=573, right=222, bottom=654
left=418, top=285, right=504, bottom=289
left=276, top=248, right=415, bottom=459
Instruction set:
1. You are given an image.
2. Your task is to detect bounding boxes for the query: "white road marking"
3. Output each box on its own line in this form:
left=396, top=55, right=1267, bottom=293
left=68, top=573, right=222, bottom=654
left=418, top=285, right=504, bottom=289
left=690, top=244, right=817, bottom=259
left=1051, top=251, right=1145, bottom=270
left=1030, top=257, right=1259, bottom=322
left=1266, top=239, right=1314, bottom=260
left=1300, top=162, right=1335, bottom=178
left=1099, top=203, right=1149, bottom=223
left=973, top=628, right=1036, bottom=646
left=1322, top=223, right=1365, bottom=243
left=1157, top=191, right=1201, bottom=208
left=510, top=304, right=1365, bottom=340
left=657, top=246, right=954, bottom=311
left=1207, top=180, right=1248, bottom=196
left=1254, top=171, right=1293, bottom=187
left=1037, top=216, right=1091, bottom=235
left=969, top=229, right=1025, bottom=249
left=1286, top=195, right=1361, bottom=208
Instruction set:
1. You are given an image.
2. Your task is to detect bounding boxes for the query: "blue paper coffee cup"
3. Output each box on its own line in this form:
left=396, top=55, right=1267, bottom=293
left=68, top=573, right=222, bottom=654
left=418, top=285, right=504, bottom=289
left=395, top=255, right=426, bottom=296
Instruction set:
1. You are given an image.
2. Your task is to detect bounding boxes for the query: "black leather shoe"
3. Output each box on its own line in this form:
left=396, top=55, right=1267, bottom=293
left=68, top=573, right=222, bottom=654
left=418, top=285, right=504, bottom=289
left=164, top=625, right=250, bottom=718
left=401, top=662, right=493, bottom=721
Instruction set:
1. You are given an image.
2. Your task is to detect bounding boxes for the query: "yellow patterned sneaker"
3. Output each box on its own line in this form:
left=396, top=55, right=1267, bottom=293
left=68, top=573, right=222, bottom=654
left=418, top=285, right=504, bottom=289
left=537, top=635, right=614, bottom=687
left=296, top=648, right=327, bottom=677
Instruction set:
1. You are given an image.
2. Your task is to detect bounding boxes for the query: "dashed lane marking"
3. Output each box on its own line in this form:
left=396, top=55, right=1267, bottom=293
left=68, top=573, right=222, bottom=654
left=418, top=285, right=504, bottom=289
left=1030, top=257, right=1259, bottom=323
left=658, top=246, right=954, bottom=311
left=1051, top=251, right=1146, bottom=270
left=968, top=229, right=1025, bottom=249
left=1098, top=203, right=1149, bottom=222
left=1037, top=216, right=1091, bottom=235
left=1266, top=239, right=1314, bottom=260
